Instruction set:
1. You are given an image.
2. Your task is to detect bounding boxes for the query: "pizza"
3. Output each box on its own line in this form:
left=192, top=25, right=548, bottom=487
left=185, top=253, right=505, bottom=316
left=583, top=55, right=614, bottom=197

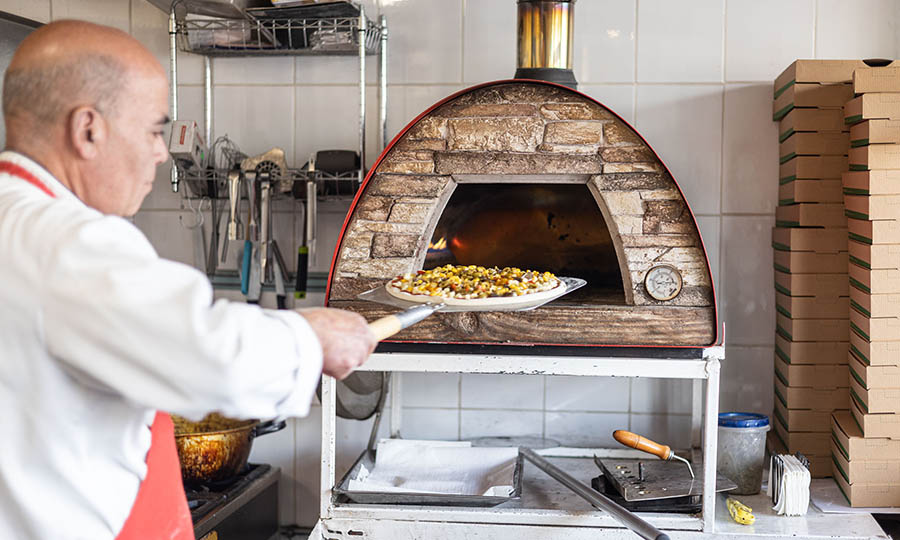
left=386, top=264, right=564, bottom=306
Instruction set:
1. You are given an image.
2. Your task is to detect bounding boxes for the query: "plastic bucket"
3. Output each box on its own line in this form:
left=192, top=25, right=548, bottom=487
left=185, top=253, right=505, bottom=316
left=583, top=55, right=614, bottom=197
left=716, top=412, right=770, bottom=495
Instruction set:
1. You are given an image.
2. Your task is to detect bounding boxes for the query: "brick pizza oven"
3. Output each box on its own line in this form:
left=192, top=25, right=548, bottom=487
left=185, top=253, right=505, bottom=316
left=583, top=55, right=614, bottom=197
left=325, top=80, right=718, bottom=347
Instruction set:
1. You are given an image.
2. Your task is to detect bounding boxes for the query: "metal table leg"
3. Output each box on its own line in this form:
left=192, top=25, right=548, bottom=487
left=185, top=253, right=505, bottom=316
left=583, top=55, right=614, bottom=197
left=702, top=354, right=721, bottom=533
left=320, top=375, right=336, bottom=520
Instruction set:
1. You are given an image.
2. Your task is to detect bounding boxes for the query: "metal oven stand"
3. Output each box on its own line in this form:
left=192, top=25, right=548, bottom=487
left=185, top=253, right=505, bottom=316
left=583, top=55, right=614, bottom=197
left=316, top=346, right=724, bottom=538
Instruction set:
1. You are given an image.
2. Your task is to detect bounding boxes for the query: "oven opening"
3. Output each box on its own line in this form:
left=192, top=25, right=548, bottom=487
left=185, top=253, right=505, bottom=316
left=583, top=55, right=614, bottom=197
left=425, top=182, right=626, bottom=305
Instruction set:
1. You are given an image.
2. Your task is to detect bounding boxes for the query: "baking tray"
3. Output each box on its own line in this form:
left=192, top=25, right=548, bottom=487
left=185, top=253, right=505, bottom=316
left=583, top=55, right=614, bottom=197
left=333, top=449, right=523, bottom=507
left=357, top=276, right=586, bottom=312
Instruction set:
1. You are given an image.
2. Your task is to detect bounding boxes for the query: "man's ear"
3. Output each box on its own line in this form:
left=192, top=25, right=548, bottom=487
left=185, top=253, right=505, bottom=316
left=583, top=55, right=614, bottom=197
left=68, top=105, right=106, bottom=159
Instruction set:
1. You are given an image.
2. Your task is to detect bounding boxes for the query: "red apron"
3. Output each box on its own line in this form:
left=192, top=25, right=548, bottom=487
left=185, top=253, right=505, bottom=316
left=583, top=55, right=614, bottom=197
left=0, top=160, right=194, bottom=540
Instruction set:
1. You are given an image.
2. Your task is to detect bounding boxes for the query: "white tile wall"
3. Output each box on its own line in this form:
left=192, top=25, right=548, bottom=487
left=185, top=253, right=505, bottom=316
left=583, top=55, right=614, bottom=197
left=5, top=0, right=898, bottom=528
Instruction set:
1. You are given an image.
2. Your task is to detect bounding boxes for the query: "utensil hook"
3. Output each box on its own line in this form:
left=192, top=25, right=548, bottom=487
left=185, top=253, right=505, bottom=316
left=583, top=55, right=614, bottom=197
left=179, top=196, right=207, bottom=229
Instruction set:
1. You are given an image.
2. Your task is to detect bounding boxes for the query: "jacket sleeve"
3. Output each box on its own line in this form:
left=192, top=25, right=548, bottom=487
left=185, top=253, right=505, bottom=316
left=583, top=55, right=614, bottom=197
left=40, top=211, right=323, bottom=420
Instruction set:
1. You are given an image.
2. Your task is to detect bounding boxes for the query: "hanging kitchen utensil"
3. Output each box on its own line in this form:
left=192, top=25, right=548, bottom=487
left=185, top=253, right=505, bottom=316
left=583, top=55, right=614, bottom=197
left=240, top=147, right=291, bottom=194
left=259, top=173, right=272, bottom=284
left=223, top=169, right=243, bottom=264
left=318, top=373, right=385, bottom=421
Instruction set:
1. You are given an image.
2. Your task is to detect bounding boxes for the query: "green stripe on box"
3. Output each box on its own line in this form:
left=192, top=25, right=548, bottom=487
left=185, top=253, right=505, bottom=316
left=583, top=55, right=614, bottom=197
left=850, top=321, right=871, bottom=341
left=774, top=80, right=795, bottom=100
left=845, top=114, right=863, bottom=125
left=843, top=188, right=870, bottom=195
left=774, top=263, right=791, bottom=273
left=774, top=283, right=792, bottom=296
left=850, top=299, right=871, bottom=318
left=832, top=454, right=851, bottom=483
left=773, top=104, right=794, bottom=121
left=775, top=220, right=801, bottom=228
left=774, top=407, right=789, bottom=430
left=780, top=152, right=798, bottom=164
left=775, top=344, right=791, bottom=364
left=779, top=129, right=796, bottom=143
left=850, top=365, right=866, bottom=387
left=772, top=242, right=791, bottom=251
left=835, top=476, right=852, bottom=505
left=774, top=384, right=788, bottom=407
left=848, top=232, right=873, bottom=245
left=849, top=164, right=869, bottom=172
left=779, top=198, right=796, bottom=205
left=774, top=368, right=790, bottom=387
left=845, top=210, right=870, bottom=220
left=850, top=387, right=869, bottom=413
left=849, top=278, right=871, bottom=294
left=776, top=305, right=793, bottom=318
left=852, top=412, right=865, bottom=435
left=851, top=138, right=869, bottom=147
left=780, top=177, right=796, bottom=186
left=832, top=432, right=850, bottom=461
left=849, top=255, right=871, bottom=270
left=776, top=325, right=793, bottom=341
left=850, top=344, right=870, bottom=366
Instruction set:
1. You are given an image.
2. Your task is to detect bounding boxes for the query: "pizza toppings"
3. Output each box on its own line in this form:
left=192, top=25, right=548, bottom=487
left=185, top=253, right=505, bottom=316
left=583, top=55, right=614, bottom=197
left=389, top=264, right=559, bottom=300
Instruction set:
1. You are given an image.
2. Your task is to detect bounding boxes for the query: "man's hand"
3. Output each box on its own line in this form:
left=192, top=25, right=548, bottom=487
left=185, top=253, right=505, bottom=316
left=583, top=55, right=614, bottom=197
left=298, top=308, right=377, bottom=380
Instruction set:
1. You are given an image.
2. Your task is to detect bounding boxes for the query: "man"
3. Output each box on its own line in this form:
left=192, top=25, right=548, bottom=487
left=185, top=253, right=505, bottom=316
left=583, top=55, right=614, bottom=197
left=0, top=20, right=377, bottom=539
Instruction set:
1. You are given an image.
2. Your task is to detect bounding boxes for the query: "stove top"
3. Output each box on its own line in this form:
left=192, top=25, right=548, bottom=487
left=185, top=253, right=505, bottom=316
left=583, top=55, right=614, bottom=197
left=185, top=463, right=279, bottom=539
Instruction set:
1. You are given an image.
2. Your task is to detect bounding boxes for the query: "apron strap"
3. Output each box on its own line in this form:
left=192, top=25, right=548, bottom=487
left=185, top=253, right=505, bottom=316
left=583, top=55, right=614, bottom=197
left=0, top=161, right=55, bottom=197
left=116, top=412, right=193, bottom=540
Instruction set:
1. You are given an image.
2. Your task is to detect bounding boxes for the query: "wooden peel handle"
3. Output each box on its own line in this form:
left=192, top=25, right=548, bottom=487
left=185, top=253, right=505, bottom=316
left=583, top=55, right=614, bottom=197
left=613, top=430, right=673, bottom=461
left=368, top=315, right=403, bottom=341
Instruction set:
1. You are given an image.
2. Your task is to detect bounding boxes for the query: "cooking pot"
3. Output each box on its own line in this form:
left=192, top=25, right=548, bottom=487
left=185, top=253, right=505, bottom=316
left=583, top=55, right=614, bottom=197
left=172, top=413, right=286, bottom=485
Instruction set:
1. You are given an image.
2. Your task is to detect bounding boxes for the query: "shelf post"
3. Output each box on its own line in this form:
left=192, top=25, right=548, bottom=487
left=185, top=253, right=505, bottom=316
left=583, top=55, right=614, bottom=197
left=358, top=5, right=367, bottom=184
left=379, top=15, right=388, bottom=151
left=168, top=6, right=179, bottom=193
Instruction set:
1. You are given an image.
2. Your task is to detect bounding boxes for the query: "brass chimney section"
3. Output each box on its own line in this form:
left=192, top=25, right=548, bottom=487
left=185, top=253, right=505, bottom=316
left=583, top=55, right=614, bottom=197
left=515, top=0, right=577, bottom=89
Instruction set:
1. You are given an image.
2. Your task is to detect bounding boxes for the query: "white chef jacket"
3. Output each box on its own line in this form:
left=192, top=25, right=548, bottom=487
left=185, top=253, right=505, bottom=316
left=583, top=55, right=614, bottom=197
left=0, top=151, right=324, bottom=539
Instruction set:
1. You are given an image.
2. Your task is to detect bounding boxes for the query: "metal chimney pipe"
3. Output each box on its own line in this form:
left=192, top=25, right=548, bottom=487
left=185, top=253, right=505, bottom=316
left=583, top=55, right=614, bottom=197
left=515, top=0, right=577, bottom=89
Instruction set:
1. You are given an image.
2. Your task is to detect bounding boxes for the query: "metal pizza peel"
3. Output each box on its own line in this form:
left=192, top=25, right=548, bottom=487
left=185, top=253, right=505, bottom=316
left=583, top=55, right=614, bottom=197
left=360, top=276, right=586, bottom=341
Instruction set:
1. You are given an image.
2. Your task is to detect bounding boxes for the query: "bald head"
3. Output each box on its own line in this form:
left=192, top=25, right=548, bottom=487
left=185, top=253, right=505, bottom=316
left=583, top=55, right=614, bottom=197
left=3, top=20, right=165, bottom=143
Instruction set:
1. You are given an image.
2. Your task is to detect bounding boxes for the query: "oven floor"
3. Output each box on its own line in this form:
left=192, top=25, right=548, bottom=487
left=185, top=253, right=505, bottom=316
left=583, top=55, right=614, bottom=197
left=316, top=456, right=889, bottom=540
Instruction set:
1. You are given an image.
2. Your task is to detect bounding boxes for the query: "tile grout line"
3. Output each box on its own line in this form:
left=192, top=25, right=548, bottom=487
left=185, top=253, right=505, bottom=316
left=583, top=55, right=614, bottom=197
left=632, top=0, right=639, bottom=124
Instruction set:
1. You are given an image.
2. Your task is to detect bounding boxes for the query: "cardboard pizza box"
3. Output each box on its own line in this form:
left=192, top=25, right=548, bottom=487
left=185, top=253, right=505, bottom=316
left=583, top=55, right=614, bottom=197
left=850, top=397, right=900, bottom=440
left=842, top=170, right=900, bottom=195
left=833, top=460, right=900, bottom=507
left=850, top=375, right=900, bottom=414
left=776, top=332, right=849, bottom=365
left=849, top=307, right=900, bottom=342
left=853, top=65, right=900, bottom=94
left=777, top=312, right=850, bottom=342
left=775, top=270, right=848, bottom=297
left=833, top=410, right=900, bottom=460
left=845, top=93, right=900, bottom=125
left=849, top=351, right=900, bottom=389
left=777, top=203, right=847, bottom=228
left=848, top=241, right=900, bottom=270
left=774, top=396, right=839, bottom=432
left=774, top=249, right=849, bottom=274
left=773, top=82, right=855, bottom=121
left=768, top=431, right=833, bottom=478
left=849, top=263, right=900, bottom=294
left=780, top=132, right=850, bottom=163
left=780, top=155, right=849, bottom=181
left=848, top=144, right=900, bottom=171
left=844, top=194, right=900, bottom=221
left=772, top=227, right=848, bottom=252
left=775, top=376, right=849, bottom=411
left=847, top=217, right=900, bottom=245
left=775, top=60, right=882, bottom=97
left=776, top=291, right=849, bottom=319
left=776, top=354, right=850, bottom=388
left=850, top=119, right=900, bottom=147
left=850, top=330, right=900, bottom=367
left=773, top=413, right=834, bottom=456
left=780, top=179, right=844, bottom=204
left=780, top=109, right=848, bottom=143
left=850, top=285, right=900, bottom=318
left=831, top=439, right=900, bottom=486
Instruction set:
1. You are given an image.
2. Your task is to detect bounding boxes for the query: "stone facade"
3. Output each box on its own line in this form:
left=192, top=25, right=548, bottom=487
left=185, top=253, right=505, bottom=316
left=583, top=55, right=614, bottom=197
left=327, top=81, right=716, bottom=345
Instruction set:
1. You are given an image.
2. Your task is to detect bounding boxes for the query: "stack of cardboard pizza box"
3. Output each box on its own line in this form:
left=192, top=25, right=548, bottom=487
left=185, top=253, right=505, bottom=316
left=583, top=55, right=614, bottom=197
left=832, top=64, right=900, bottom=507
left=771, top=60, right=858, bottom=478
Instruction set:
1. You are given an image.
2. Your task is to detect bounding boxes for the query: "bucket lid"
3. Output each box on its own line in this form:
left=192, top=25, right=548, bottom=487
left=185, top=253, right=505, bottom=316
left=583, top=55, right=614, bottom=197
left=718, top=412, right=769, bottom=428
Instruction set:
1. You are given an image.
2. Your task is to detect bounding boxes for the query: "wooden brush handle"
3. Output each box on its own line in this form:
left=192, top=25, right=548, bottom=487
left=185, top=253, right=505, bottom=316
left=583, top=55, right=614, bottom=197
left=613, top=430, right=673, bottom=460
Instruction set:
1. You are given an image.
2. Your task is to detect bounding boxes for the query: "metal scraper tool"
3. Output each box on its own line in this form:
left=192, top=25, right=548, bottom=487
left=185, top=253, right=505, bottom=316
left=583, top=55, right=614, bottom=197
left=595, top=457, right=737, bottom=502
left=613, top=430, right=694, bottom=478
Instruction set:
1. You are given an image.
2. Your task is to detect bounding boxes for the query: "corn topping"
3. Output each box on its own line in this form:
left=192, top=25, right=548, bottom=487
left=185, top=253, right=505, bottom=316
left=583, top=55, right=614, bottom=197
left=389, top=264, right=559, bottom=299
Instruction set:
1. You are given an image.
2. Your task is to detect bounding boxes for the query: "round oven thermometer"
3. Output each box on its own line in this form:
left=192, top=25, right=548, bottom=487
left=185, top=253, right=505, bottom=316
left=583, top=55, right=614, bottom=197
left=644, top=264, right=682, bottom=301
